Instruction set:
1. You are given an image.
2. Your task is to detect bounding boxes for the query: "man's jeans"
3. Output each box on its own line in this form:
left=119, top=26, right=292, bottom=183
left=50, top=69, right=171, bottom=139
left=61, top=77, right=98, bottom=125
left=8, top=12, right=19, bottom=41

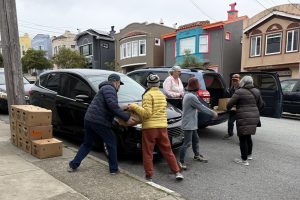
left=69, top=120, right=118, bottom=173
left=228, top=112, right=237, bottom=136
left=179, top=130, right=200, bottom=163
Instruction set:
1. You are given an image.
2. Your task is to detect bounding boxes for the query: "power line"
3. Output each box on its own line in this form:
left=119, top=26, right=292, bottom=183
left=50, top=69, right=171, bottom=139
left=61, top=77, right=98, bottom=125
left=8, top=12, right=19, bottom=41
left=253, top=0, right=269, bottom=10
left=189, top=0, right=216, bottom=21
left=287, top=0, right=300, bottom=12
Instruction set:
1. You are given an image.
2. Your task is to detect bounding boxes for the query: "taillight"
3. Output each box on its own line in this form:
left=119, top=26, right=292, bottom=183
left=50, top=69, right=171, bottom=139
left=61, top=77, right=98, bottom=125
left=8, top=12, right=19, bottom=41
left=29, top=89, right=33, bottom=96
left=196, top=90, right=211, bottom=104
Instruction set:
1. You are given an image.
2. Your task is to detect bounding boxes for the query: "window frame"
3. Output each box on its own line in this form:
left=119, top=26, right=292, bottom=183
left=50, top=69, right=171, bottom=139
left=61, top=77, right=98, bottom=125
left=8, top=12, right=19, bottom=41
left=199, top=34, right=209, bottom=53
left=79, top=43, right=93, bottom=56
left=250, top=35, right=262, bottom=57
left=286, top=29, right=299, bottom=53
left=179, top=36, right=196, bottom=55
left=265, top=32, right=282, bottom=56
left=139, top=40, right=146, bottom=56
left=132, top=41, right=138, bottom=57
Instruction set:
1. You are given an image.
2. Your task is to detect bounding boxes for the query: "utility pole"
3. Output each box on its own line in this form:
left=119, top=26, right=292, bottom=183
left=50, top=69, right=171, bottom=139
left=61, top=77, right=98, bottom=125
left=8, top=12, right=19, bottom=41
left=0, top=0, right=25, bottom=110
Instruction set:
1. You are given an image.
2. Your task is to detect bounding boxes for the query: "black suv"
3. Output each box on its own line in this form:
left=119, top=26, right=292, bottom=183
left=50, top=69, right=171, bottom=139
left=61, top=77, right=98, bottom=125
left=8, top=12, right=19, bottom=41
left=29, top=69, right=184, bottom=155
left=281, top=78, right=300, bottom=114
left=128, top=68, right=283, bottom=128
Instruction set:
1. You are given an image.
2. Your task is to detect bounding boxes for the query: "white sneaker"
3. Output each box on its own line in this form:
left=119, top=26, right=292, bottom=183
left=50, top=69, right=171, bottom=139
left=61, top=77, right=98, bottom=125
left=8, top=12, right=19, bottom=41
left=234, top=158, right=249, bottom=166
left=247, top=155, right=253, bottom=160
left=175, top=172, right=184, bottom=180
left=67, top=166, right=76, bottom=172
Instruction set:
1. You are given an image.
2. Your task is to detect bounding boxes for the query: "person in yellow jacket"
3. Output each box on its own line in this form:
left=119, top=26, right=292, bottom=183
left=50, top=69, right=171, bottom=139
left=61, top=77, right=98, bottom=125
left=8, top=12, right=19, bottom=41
left=128, top=74, right=184, bottom=181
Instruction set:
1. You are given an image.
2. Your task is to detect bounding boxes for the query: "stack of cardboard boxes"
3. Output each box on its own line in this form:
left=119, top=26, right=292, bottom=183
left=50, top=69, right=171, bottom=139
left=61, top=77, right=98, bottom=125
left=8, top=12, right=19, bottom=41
left=10, top=105, right=63, bottom=159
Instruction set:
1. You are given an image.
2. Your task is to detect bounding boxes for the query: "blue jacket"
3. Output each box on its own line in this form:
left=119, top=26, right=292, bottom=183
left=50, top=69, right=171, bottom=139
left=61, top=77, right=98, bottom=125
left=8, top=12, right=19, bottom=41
left=85, top=81, right=130, bottom=127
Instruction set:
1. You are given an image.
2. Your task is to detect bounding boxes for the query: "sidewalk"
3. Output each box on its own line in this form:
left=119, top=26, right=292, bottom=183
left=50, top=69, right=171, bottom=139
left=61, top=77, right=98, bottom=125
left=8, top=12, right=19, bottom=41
left=0, top=120, right=185, bottom=200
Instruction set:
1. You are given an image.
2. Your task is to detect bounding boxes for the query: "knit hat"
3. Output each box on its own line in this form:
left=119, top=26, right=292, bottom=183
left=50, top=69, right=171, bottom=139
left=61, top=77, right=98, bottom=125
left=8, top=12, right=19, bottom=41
left=187, top=77, right=200, bottom=91
left=147, top=74, right=160, bottom=87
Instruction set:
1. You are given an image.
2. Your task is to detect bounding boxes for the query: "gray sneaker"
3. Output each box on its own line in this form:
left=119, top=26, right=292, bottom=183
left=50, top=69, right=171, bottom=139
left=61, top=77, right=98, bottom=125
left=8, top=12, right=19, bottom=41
left=178, top=161, right=187, bottom=170
left=194, top=155, right=208, bottom=163
left=175, top=172, right=184, bottom=180
left=67, top=166, right=76, bottom=172
left=234, top=158, right=249, bottom=166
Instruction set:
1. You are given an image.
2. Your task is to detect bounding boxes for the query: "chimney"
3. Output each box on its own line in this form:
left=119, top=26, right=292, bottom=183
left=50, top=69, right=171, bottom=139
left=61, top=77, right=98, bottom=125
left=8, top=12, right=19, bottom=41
left=227, top=2, right=238, bottom=21
left=109, top=26, right=116, bottom=37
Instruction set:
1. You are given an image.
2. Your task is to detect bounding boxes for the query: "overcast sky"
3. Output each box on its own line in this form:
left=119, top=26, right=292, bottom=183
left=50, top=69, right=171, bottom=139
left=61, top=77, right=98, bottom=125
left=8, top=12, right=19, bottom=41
left=16, top=0, right=297, bottom=37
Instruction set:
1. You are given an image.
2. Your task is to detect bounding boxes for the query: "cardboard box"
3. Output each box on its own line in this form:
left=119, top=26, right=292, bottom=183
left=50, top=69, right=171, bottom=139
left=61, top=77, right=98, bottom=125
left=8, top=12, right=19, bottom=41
left=21, top=106, right=52, bottom=126
left=10, top=120, right=17, bottom=134
left=11, top=132, right=18, bottom=146
left=23, top=139, right=31, bottom=154
left=31, top=138, right=63, bottom=159
left=18, top=124, right=53, bottom=140
left=217, top=98, right=230, bottom=111
left=116, top=111, right=142, bottom=126
left=18, top=136, right=24, bottom=149
left=10, top=105, right=24, bottom=120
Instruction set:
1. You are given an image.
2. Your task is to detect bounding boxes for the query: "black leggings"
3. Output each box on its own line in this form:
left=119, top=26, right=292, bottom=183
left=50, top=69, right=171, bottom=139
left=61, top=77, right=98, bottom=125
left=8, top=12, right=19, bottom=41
left=238, top=135, right=253, bottom=161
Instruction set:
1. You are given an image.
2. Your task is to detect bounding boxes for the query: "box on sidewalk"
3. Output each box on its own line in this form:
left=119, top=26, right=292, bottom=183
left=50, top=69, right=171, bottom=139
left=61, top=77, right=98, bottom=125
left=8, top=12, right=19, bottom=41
left=18, top=136, right=24, bottom=149
left=11, top=132, right=18, bottom=146
left=20, top=106, right=52, bottom=126
left=17, top=123, right=52, bottom=140
left=10, top=120, right=17, bottom=134
left=31, top=138, right=63, bottom=159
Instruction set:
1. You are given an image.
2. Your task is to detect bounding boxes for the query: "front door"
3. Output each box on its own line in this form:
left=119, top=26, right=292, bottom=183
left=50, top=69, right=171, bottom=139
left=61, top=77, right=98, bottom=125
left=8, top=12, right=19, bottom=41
left=233, top=72, right=283, bottom=118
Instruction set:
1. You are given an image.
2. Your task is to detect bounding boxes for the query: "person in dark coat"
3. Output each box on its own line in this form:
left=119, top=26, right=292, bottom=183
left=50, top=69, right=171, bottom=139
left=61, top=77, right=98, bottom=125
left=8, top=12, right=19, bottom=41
left=223, top=74, right=240, bottom=139
left=227, top=76, right=264, bottom=166
left=68, top=73, right=135, bottom=174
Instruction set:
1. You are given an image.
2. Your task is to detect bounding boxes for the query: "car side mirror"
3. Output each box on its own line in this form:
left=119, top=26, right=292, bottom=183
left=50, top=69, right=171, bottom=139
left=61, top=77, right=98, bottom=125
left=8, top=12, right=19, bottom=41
left=75, top=94, right=90, bottom=102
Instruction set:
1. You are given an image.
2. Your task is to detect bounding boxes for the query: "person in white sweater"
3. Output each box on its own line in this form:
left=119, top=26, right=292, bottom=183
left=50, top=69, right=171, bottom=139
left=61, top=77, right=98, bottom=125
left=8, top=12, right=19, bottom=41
left=163, top=66, right=184, bottom=109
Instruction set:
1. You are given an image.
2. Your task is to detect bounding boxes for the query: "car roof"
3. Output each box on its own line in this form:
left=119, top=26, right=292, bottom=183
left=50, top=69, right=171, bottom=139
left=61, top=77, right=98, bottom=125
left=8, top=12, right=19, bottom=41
left=128, top=67, right=215, bottom=74
left=39, top=68, right=124, bottom=78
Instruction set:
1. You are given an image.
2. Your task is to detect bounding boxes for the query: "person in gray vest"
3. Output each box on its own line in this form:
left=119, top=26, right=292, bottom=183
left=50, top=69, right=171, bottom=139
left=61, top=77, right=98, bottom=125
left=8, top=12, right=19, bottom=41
left=178, top=77, right=218, bottom=170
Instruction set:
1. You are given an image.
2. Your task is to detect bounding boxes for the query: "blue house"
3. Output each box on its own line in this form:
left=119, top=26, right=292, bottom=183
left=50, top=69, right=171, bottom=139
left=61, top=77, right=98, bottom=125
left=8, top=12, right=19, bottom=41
left=31, top=34, right=52, bottom=59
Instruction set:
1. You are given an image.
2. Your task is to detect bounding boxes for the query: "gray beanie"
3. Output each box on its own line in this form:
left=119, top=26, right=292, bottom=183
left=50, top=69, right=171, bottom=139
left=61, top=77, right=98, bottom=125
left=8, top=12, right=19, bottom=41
left=147, top=74, right=160, bottom=87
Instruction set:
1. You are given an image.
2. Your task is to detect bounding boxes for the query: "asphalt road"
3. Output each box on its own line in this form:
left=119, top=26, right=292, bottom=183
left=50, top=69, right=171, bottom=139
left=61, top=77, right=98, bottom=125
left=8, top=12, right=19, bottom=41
left=1, top=113, right=299, bottom=200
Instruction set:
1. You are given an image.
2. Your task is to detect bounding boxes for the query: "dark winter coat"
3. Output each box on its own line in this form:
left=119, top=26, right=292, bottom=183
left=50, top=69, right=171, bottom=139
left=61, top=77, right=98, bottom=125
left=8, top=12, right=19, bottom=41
left=226, top=83, right=264, bottom=136
left=84, top=81, right=130, bottom=127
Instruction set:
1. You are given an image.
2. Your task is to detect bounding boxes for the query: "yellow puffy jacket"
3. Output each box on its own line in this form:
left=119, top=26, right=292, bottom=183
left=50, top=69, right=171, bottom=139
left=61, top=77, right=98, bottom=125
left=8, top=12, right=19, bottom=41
left=130, top=87, right=167, bottom=129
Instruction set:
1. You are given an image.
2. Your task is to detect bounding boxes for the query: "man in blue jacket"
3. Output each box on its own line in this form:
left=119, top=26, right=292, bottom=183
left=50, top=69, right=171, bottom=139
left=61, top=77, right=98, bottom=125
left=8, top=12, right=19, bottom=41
left=68, top=73, right=135, bottom=174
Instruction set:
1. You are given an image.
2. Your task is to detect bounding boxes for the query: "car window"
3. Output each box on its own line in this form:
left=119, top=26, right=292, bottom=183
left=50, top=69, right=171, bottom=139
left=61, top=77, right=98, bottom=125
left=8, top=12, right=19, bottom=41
left=240, top=74, right=277, bottom=90
left=60, top=74, right=92, bottom=99
left=45, top=73, right=59, bottom=92
left=87, top=74, right=145, bottom=102
left=281, top=80, right=297, bottom=92
left=39, top=74, right=48, bottom=87
left=203, top=74, right=223, bottom=89
left=128, top=72, right=146, bottom=86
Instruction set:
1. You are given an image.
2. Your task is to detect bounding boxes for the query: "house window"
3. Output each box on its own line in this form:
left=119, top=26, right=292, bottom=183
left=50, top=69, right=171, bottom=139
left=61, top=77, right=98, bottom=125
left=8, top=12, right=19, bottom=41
left=155, top=38, right=160, bottom=46
left=139, top=40, right=146, bottom=56
left=120, top=43, right=126, bottom=59
left=71, top=45, right=76, bottom=49
left=225, top=32, right=231, bottom=40
left=265, top=33, right=282, bottom=55
left=250, top=35, right=261, bottom=57
left=199, top=35, right=209, bottom=53
left=126, top=42, right=132, bottom=57
left=286, top=29, right=299, bottom=53
left=179, top=37, right=195, bottom=55
left=54, top=47, right=57, bottom=55
left=132, top=41, right=138, bottom=57
left=79, top=44, right=92, bottom=56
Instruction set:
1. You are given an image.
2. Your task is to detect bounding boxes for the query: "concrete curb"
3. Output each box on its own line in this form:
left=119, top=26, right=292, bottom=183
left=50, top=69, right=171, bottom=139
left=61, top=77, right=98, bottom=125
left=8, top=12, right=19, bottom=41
left=66, top=146, right=185, bottom=200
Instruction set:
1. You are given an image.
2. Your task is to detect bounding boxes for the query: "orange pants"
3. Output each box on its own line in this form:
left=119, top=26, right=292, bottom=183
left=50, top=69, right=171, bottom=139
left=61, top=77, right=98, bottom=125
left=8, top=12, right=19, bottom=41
left=142, top=128, right=180, bottom=177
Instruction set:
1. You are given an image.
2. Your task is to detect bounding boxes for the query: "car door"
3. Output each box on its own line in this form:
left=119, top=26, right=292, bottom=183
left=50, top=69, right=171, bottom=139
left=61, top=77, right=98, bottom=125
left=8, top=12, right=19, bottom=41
left=234, top=72, right=283, bottom=118
left=56, top=73, right=93, bottom=133
left=33, top=72, right=61, bottom=125
left=281, top=79, right=300, bottom=114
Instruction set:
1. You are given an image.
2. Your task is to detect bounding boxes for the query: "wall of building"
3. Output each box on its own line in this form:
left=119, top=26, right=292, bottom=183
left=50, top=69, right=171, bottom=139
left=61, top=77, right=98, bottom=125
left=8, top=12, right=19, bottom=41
left=19, top=33, right=31, bottom=57
left=32, top=34, right=52, bottom=59
left=164, top=37, right=176, bottom=66
left=52, top=31, right=77, bottom=56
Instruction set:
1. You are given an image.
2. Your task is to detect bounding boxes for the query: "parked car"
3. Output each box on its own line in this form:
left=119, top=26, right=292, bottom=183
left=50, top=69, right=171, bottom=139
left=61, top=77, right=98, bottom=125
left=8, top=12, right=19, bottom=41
left=128, top=68, right=283, bottom=128
left=0, top=68, right=32, bottom=113
left=280, top=78, right=300, bottom=114
left=29, top=69, right=184, bottom=155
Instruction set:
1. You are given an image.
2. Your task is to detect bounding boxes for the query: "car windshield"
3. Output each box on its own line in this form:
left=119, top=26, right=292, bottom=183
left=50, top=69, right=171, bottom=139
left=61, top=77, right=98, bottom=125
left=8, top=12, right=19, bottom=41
left=0, top=72, right=30, bottom=85
left=281, top=80, right=297, bottom=92
left=87, top=74, right=145, bottom=102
